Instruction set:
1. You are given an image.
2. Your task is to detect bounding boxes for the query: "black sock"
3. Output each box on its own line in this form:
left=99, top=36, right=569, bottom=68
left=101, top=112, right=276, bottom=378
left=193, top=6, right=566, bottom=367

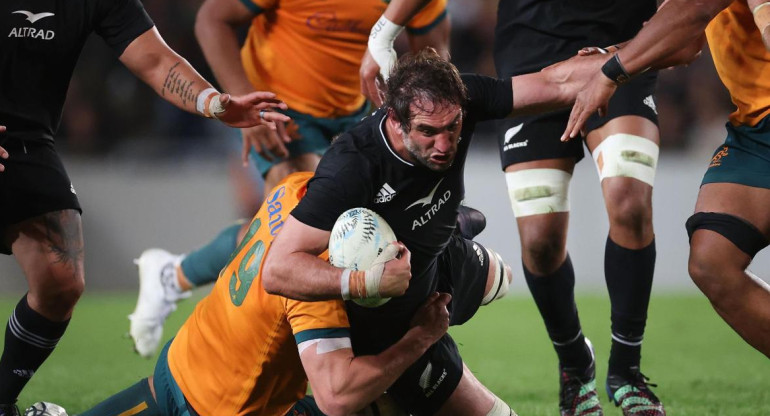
left=0, top=295, right=70, bottom=404
left=605, top=237, right=656, bottom=378
left=523, top=255, right=590, bottom=371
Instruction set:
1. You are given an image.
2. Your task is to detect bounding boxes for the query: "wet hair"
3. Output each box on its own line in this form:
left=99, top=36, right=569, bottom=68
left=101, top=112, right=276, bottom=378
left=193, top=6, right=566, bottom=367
left=384, top=48, right=468, bottom=132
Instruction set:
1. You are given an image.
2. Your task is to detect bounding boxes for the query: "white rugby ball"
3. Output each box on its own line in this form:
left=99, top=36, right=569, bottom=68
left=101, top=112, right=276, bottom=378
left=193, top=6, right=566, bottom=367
left=329, top=207, right=397, bottom=307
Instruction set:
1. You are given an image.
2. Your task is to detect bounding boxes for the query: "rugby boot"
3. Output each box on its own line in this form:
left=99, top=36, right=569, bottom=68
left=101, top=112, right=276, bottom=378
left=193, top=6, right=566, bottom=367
left=606, top=367, right=665, bottom=415
left=457, top=205, right=487, bottom=240
left=23, top=402, right=67, bottom=416
left=129, top=249, right=191, bottom=358
left=559, top=339, right=603, bottom=416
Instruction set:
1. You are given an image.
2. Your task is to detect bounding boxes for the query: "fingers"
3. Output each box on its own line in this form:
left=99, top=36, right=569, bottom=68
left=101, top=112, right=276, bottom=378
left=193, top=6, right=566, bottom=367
left=219, top=93, right=231, bottom=108
left=435, top=292, right=452, bottom=307
left=562, top=100, right=589, bottom=141
left=261, top=111, right=291, bottom=124
left=274, top=120, right=291, bottom=143
left=373, top=76, right=386, bottom=107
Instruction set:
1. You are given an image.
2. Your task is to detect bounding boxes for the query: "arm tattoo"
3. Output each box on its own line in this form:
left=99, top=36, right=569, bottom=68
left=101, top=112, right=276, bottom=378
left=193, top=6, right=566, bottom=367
left=42, top=211, right=84, bottom=280
left=161, top=61, right=197, bottom=107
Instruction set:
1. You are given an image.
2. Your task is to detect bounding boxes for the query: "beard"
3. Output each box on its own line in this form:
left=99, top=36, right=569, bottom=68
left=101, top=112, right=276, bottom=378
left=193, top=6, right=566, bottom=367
left=401, top=132, right=453, bottom=172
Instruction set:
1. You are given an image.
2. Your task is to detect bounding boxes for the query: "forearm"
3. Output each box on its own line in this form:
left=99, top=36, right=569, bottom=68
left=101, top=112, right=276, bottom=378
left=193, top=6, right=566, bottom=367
left=383, top=0, right=432, bottom=25
left=320, top=329, right=434, bottom=415
left=749, top=0, right=770, bottom=50
left=617, top=0, right=731, bottom=75
left=120, top=28, right=218, bottom=115
left=195, top=14, right=255, bottom=95
left=511, top=54, right=606, bottom=116
left=263, top=252, right=344, bottom=301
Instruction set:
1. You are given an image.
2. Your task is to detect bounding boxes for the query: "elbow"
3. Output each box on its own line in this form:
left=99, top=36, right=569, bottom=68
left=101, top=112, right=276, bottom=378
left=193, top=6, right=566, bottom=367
left=314, top=394, right=362, bottom=416
left=261, top=257, right=282, bottom=295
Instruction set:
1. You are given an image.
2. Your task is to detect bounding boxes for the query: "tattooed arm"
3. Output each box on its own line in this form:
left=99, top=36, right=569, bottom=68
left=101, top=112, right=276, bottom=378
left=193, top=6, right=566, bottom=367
left=118, top=27, right=290, bottom=128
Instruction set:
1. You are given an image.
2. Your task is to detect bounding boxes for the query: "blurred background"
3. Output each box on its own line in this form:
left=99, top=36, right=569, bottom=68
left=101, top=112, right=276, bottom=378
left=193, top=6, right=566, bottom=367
left=2, top=0, right=767, bottom=293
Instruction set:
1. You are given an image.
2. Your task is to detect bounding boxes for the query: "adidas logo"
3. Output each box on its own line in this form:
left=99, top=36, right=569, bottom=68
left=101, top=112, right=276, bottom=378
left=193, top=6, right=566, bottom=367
left=643, top=95, right=657, bottom=115
left=374, top=183, right=396, bottom=203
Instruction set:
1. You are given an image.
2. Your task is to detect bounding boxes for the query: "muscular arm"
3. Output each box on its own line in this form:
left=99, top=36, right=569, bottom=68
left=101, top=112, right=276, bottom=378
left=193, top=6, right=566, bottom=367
left=300, top=293, right=449, bottom=416
left=263, top=215, right=411, bottom=301
left=617, top=0, right=732, bottom=75
left=262, top=216, right=342, bottom=300
left=509, top=53, right=608, bottom=117
left=119, top=28, right=216, bottom=114
left=194, top=0, right=256, bottom=95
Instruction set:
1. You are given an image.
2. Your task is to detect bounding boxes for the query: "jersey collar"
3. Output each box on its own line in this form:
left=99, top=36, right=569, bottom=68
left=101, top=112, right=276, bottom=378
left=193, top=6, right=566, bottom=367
left=379, top=113, right=414, bottom=167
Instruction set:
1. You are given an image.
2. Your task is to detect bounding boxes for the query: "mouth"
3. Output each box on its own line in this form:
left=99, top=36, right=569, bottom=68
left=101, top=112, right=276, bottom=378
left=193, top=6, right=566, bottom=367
left=429, top=153, right=453, bottom=165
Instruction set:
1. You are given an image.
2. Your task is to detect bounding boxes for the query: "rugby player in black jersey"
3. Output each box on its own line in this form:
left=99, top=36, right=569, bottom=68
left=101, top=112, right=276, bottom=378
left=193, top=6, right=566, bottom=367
left=262, top=49, right=608, bottom=416
left=361, top=2, right=667, bottom=415
left=0, top=0, right=290, bottom=413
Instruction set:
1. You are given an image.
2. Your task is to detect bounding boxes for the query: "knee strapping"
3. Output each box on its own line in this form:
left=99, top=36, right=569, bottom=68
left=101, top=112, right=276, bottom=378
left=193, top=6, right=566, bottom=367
left=686, top=212, right=769, bottom=258
left=486, top=395, right=516, bottom=416
left=482, top=249, right=511, bottom=305
left=592, top=134, right=659, bottom=186
left=505, top=169, right=571, bottom=217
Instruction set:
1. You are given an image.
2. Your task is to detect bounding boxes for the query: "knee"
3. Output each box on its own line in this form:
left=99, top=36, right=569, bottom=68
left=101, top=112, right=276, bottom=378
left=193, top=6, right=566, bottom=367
left=688, top=246, right=740, bottom=305
left=31, top=265, right=85, bottom=317
left=521, top=235, right=566, bottom=274
left=604, top=181, right=652, bottom=236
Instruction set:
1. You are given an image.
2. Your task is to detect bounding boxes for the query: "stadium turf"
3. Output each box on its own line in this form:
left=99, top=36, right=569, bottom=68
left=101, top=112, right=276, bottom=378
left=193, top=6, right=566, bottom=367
left=3, top=293, right=768, bottom=415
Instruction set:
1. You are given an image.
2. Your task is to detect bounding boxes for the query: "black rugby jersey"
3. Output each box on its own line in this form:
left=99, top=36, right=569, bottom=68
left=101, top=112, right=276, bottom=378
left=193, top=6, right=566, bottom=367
left=494, top=0, right=657, bottom=76
left=292, top=74, right=511, bottom=311
left=0, top=0, right=153, bottom=143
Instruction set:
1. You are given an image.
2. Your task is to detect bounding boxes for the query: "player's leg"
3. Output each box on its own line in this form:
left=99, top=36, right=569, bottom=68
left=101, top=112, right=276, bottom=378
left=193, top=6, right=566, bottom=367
left=0, top=211, right=84, bottom=413
left=0, top=141, right=83, bottom=414
left=688, top=184, right=770, bottom=356
left=686, top=121, right=770, bottom=357
left=584, top=72, right=664, bottom=415
left=434, top=363, right=515, bottom=416
left=497, top=114, right=598, bottom=415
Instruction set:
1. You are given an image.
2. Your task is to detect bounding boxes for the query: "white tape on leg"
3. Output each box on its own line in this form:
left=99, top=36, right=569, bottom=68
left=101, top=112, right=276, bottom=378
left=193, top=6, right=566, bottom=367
left=482, top=249, right=510, bottom=305
left=505, top=169, right=572, bottom=218
left=486, top=395, right=515, bottom=416
left=591, top=133, right=659, bottom=186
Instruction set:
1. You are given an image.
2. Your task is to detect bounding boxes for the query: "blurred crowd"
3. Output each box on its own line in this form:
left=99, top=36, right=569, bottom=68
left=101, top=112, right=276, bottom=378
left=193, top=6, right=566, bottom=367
left=57, top=0, right=735, bottom=161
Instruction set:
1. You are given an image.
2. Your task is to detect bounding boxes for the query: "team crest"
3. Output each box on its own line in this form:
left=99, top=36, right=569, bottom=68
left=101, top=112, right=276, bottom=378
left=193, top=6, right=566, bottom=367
left=709, top=146, right=729, bottom=168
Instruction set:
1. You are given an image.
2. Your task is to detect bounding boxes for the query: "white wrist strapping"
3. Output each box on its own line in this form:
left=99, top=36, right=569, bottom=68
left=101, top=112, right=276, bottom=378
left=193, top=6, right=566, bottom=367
left=196, top=87, right=224, bottom=118
left=368, top=15, right=404, bottom=80
left=341, top=269, right=352, bottom=300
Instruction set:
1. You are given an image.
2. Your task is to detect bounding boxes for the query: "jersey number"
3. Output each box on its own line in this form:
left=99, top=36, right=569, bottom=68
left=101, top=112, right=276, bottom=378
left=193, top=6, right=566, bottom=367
left=229, top=218, right=265, bottom=306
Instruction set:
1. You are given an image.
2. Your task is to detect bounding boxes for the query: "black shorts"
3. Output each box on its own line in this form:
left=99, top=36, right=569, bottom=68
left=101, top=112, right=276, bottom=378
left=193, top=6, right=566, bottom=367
left=347, top=233, right=490, bottom=415
left=0, top=140, right=81, bottom=254
left=496, top=71, right=659, bottom=169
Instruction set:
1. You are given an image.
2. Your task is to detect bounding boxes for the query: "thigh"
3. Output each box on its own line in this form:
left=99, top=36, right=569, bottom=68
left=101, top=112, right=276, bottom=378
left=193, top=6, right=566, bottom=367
left=1, top=140, right=81, bottom=254
left=387, top=334, right=464, bottom=416
left=437, top=233, right=489, bottom=326
left=434, top=363, right=496, bottom=416
left=695, top=182, right=770, bottom=239
left=10, top=210, right=84, bottom=289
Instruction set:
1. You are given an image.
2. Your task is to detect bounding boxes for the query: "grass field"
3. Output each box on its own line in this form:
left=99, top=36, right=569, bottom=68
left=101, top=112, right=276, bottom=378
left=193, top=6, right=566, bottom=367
left=4, top=292, right=769, bottom=415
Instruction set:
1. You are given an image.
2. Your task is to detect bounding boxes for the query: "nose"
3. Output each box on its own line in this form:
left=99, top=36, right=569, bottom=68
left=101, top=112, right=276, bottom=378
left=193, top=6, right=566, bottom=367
left=433, top=132, right=453, bottom=153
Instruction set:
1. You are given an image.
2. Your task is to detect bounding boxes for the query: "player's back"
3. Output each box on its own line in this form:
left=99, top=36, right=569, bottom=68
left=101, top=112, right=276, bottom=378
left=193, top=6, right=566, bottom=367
left=494, top=0, right=657, bottom=75
left=240, top=0, right=446, bottom=118
left=706, top=0, right=770, bottom=126
left=167, top=172, right=349, bottom=416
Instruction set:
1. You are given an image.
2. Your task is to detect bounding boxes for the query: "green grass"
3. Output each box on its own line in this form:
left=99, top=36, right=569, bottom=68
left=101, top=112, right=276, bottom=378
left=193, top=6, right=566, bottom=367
left=4, top=293, right=769, bottom=415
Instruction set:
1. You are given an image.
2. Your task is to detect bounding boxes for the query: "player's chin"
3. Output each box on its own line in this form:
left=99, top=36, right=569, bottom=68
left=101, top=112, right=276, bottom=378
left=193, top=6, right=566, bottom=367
left=427, top=155, right=454, bottom=171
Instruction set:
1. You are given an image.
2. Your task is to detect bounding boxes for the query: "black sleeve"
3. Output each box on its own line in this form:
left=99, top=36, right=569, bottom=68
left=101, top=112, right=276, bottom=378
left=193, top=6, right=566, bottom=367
left=461, top=73, right=513, bottom=122
left=94, top=0, right=155, bottom=55
left=291, top=145, right=374, bottom=231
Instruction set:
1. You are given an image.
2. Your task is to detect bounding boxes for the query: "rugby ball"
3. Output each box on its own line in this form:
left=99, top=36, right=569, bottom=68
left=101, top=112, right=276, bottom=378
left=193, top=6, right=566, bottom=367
left=329, top=207, right=397, bottom=307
